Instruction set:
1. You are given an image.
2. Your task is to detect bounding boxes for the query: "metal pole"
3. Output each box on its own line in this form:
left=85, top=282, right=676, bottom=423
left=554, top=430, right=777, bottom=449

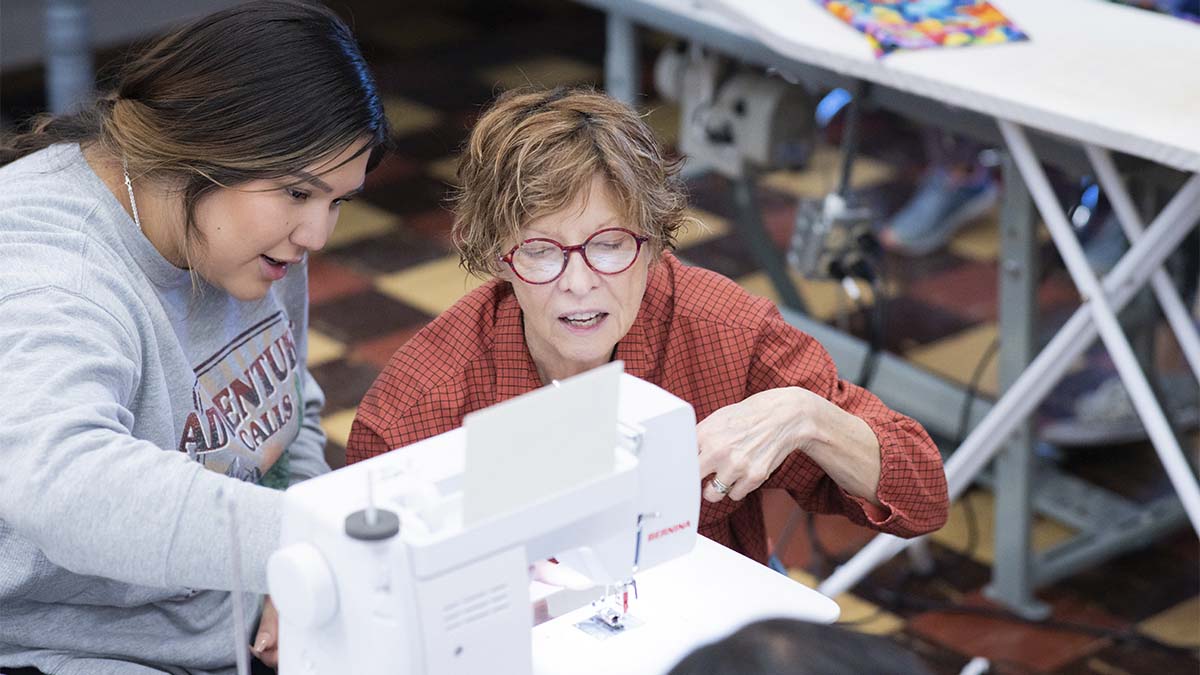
left=1000, top=120, right=1200, bottom=535
left=44, top=0, right=94, bottom=114
left=1086, top=145, right=1200, bottom=383
left=819, top=169, right=1200, bottom=597
left=984, top=153, right=1048, bottom=619
left=604, top=13, right=640, bottom=106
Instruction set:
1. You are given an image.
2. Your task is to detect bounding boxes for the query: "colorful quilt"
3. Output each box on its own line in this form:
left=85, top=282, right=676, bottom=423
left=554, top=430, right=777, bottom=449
left=817, top=0, right=1029, bottom=57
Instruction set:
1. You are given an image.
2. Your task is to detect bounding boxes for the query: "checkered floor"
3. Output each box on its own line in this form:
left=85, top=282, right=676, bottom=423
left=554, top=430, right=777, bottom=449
left=3, top=1, right=1197, bottom=672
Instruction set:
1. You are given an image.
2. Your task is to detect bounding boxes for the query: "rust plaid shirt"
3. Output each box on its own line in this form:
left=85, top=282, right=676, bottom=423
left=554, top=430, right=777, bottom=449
left=348, top=253, right=948, bottom=564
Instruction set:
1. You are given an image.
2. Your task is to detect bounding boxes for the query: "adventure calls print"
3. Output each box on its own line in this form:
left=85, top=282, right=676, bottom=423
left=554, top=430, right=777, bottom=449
left=177, top=312, right=303, bottom=483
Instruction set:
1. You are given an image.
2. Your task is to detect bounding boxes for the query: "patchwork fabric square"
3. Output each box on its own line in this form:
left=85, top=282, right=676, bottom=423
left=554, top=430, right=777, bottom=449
left=818, top=0, right=1029, bottom=57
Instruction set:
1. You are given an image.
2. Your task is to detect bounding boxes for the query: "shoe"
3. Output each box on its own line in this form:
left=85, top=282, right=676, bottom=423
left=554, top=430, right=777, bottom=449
left=881, top=169, right=999, bottom=256
left=1040, top=370, right=1200, bottom=447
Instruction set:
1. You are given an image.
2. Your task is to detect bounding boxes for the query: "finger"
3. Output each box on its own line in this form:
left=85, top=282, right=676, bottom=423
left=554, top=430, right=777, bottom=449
left=259, top=647, right=279, bottom=669
left=253, top=630, right=274, bottom=654
left=732, top=447, right=787, bottom=501
left=702, top=474, right=734, bottom=503
left=727, top=468, right=765, bottom=502
left=694, top=418, right=724, bottom=479
left=696, top=435, right=720, bottom=480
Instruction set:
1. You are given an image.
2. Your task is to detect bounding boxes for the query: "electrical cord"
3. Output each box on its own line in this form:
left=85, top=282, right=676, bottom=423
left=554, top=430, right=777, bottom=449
left=947, top=239, right=1070, bottom=565
left=824, top=240, right=887, bottom=389
left=856, top=262, right=887, bottom=389
left=953, top=334, right=1000, bottom=561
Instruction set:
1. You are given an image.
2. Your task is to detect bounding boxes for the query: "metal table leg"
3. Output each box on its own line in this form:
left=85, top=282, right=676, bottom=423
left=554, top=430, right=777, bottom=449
left=604, top=13, right=640, bottom=106
left=732, top=171, right=808, bottom=312
left=1001, top=120, right=1200, bottom=535
left=44, top=0, right=94, bottom=114
left=819, top=168, right=1200, bottom=598
left=984, top=153, right=1049, bottom=619
left=1086, top=146, right=1200, bottom=384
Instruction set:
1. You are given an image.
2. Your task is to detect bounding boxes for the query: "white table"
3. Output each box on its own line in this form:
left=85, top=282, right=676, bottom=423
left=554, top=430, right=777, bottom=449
left=532, top=535, right=839, bottom=674
left=579, top=0, right=1200, bottom=617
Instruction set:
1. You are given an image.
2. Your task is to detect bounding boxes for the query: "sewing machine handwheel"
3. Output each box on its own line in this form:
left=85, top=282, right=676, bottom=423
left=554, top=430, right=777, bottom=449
left=267, top=543, right=338, bottom=628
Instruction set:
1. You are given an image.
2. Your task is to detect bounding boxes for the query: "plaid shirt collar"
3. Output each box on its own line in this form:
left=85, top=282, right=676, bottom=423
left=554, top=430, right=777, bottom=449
left=492, top=255, right=677, bottom=397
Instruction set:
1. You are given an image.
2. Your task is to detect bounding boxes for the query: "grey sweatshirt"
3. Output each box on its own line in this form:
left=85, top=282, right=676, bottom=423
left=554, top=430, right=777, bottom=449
left=0, top=144, right=331, bottom=674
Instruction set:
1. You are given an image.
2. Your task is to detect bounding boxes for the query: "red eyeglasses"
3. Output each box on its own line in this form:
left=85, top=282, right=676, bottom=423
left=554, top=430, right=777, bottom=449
left=498, top=227, right=650, bottom=285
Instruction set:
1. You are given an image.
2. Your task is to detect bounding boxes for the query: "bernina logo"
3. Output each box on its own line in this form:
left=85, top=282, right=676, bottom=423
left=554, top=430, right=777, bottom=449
left=647, top=520, right=692, bottom=542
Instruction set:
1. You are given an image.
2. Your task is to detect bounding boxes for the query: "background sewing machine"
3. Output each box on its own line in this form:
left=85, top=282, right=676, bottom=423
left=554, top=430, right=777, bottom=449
left=268, top=362, right=838, bottom=674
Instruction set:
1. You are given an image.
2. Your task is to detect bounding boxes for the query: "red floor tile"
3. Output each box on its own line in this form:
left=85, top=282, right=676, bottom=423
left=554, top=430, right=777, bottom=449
left=908, top=591, right=1125, bottom=672
left=310, top=290, right=433, bottom=343
left=364, top=153, right=423, bottom=190
left=309, top=359, right=384, bottom=413
left=308, top=256, right=374, bottom=306
left=906, top=259, right=1000, bottom=323
left=404, top=207, right=456, bottom=244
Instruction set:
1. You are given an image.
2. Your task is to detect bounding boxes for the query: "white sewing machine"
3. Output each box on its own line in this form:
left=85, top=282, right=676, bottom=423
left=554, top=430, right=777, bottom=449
left=267, top=362, right=703, bottom=675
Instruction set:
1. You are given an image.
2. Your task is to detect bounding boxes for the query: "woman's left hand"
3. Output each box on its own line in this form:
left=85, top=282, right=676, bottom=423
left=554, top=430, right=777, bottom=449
left=696, top=387, right=813, bottom=503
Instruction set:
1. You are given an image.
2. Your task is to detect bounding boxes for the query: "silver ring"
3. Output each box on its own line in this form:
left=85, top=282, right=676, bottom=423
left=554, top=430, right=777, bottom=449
left=711, top=476, right=730, bottom=495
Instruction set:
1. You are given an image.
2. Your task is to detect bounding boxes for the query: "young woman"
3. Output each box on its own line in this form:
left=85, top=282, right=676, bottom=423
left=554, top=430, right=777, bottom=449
left=0, top=2, right=388, bottom=673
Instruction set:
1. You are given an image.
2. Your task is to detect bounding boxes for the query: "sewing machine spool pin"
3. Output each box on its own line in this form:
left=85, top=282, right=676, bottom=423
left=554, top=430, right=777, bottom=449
left=345, top=469, right=400, bottom=541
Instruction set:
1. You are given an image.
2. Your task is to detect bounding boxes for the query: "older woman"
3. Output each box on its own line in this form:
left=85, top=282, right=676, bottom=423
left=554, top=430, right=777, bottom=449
left=347, top=87, right=947, bottom=564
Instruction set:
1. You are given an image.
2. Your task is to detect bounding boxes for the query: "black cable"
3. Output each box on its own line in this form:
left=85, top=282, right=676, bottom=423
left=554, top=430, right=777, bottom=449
left=955, top=335, right=1001, bottom=447
left=936, top=333, right=1003, bottom=562
left=826, top=251, right=886, bottom=389
left=958, top=489, right=979, bottom=561
left=805, top=510, right=851, bottom=575
left=834, top=567, right=915, bottom=628
left=856, top=270, right=886, bottom=388
left=953, top=335, right=1000, bottom=562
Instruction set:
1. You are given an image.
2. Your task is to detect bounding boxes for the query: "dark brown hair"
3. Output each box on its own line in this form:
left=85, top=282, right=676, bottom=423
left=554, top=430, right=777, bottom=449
left=668, top=619, right=935, bottom=675
left=1, top=0, right=389, bottom=260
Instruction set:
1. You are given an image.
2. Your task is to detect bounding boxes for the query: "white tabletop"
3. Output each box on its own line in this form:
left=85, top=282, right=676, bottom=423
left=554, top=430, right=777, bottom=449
left=629, top=0, right=1200, bottom=173
left=531, top=536, right=840, bottom=675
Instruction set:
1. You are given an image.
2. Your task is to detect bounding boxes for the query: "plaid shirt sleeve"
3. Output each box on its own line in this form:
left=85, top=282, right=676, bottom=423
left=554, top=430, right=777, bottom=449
left=749, top=305, right=949, bottom=537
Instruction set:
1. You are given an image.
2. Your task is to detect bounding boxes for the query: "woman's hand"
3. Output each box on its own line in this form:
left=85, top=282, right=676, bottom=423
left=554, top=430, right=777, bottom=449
left=698, top=386, right=884, bottom=505
left=251, top=596, right=279, bottom=668
left=696, top=388, right=812, bottom=502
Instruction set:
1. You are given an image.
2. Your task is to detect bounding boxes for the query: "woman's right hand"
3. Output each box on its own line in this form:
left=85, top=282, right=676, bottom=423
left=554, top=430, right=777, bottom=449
left=251, top=596, right=280, bottom=668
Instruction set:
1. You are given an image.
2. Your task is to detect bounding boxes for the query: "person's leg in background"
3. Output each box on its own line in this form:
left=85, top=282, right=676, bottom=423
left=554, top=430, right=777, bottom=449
left=879, top=129, right=999, bottom=256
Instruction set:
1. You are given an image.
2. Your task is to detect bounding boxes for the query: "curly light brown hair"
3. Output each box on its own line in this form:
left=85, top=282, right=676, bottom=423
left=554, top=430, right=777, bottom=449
left=451, top=87, right=691, bottom=278
left=2, top=1, right=389, bottom=272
